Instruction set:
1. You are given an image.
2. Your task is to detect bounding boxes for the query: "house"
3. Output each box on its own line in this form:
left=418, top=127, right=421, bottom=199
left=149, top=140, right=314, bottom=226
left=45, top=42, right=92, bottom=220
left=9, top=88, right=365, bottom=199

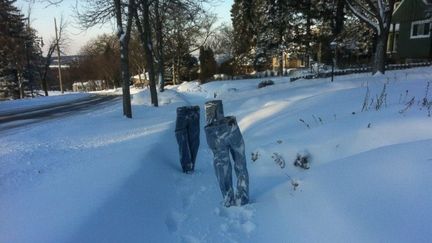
left=72, top=80, right=105, bottom=92
left=388, top=0, right=432, bottom=62
left=131, top=71, right=174, bottom=88
left=49, top=55, right=81, bottom=69
left=272, top=52, right=306, bottom=72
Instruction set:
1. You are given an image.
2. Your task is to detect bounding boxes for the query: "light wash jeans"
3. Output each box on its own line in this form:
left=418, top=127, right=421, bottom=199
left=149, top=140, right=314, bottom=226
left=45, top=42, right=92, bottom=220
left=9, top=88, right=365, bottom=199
left=205, top=116, right=249, bottom=207
left=205, top=100, right=224, bottom=125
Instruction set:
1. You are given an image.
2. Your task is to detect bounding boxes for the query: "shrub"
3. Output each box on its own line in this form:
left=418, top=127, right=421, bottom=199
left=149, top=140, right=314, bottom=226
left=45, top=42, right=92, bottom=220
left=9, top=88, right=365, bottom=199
left=294, top=152, right=311, bottom=170
left=258, top=80, right=274, bottom=89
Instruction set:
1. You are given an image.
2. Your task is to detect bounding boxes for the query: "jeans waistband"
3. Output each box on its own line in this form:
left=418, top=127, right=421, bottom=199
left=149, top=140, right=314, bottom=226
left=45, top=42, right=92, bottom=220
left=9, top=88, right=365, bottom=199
left=177, top=105, right=200, bottom=113
left=205, top=100, right=223, bottom=106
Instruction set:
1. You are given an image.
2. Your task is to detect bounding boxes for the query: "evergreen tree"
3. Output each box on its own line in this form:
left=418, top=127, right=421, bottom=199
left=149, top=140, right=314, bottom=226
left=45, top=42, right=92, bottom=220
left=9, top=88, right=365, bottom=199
left=231, top=0, right=255, bottom=57
left=161, top=0, right=215, bottom=85
left=231, top=0, right=343, bottom=73
left=199, top=46, right=217, bottom=83
left=255, top=0, right=293, bottom=72
left=0, top=0, right=26, bottom=100
left=288, top=0, right=334, bottom=66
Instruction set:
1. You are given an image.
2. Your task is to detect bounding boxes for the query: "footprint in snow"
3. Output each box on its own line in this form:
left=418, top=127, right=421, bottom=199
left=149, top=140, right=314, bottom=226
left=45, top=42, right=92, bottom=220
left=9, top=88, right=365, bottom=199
left=214, top=205, right=256, bottom=235
left=180, top=185, right=208, bottom=210
left=165, top=210, right=188, bottom=233
left=180, top=235, right=201, bottom=243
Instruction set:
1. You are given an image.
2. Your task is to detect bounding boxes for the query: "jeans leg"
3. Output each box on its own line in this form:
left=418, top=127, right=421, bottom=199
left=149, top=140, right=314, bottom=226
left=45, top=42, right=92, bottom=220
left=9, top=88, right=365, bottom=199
left=175, top=128, right=193, bottom=172
left=227, top=117, right=249, bottom=205
left=188, top=110, right=200, bottom=169
left=230, top=142, right=249, bottom=205
left=212, top=147, right=235, bottom=207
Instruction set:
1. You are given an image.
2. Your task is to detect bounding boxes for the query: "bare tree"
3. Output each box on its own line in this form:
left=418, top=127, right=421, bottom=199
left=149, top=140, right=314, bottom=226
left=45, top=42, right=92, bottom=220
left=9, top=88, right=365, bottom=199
left=37, top=16, right=68, bottom=96
left=208, top=23, right=235, bottom=56
left=77, top=0, right=135, bottom=117
left=114, top=0, right=134, bottom=117
left=79, top=34, right=121, bottom=88
left=163, top=1, right=216, bottom=84
left=150, top=0, right=216, bottom=88
left=345, top=0, right=396, bottom=74
left=154, top=0, right=165, bottom=91
left=134, top=0, right=158, bottom=106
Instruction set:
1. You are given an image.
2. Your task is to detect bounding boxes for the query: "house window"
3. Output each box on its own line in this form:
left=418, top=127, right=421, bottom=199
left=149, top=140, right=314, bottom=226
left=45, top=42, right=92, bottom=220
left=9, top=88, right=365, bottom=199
left=393, top=32, right=399, bottom=52
left=411, top=20, right=431, bottom=39
left=387, top=23, right=400, bottom=53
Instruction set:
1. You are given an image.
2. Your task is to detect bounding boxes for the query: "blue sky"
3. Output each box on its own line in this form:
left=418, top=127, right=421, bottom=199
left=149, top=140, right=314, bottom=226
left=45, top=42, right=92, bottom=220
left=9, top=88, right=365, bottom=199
left=15, top=0, right=233, bottom=55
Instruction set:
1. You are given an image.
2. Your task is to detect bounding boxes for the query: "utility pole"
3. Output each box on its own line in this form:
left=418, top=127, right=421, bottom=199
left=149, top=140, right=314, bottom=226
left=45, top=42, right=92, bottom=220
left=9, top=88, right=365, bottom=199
left=54, top=18, right=63, bottom=93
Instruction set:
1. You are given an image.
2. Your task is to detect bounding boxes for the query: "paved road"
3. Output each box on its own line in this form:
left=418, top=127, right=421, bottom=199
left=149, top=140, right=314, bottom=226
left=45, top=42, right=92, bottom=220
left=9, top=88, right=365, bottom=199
left=0, top=95, right=121, bottom=132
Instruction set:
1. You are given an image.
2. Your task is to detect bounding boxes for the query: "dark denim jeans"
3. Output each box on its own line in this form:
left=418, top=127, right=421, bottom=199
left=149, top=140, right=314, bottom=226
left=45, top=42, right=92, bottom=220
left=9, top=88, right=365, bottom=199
left=205, top=100, right=224, bottom=125
left=175, top=106, right=200, bottom=173
left=205, top=116, right=249, bottom=207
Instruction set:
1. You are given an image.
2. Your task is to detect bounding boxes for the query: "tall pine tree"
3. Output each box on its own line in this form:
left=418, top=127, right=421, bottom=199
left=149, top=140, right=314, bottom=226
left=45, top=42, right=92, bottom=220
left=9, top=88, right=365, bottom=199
left=0, top=0, right=26, bottom=99
left=255, top=0, right=292, bottom=73
left=231, top=0, right=255, bottom=60
left=199, top=46, right=217, bottom=83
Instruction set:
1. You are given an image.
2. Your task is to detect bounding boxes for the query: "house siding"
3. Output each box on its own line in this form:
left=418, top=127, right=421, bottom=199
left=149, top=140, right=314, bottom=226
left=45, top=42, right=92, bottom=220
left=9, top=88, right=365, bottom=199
left=392, top=0, right=432, bottom=61
left=397, top=21, right=431, bottom=60
left=394, top=0, right=423, bottom=21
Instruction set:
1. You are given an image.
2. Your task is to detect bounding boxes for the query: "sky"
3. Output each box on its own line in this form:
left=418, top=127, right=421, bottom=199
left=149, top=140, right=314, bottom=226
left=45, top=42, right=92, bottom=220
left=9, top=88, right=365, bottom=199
left=15, top=0, right=234, bottom=55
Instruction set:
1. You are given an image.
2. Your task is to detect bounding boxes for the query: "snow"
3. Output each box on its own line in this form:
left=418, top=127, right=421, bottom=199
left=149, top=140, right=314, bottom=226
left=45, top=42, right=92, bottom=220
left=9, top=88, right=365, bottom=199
left=1, top=67, right=432, bottom=242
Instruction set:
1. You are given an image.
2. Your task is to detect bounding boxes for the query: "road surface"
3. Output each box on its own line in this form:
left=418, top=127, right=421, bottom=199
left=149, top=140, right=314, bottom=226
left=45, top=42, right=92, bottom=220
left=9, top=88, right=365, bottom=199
left=0, top=95, right=121, bottom=132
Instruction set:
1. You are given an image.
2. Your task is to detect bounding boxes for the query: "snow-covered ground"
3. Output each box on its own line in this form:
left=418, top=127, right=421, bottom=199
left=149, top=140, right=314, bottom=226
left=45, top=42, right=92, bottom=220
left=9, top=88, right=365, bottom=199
left=1, top=67, right=431, bottom=243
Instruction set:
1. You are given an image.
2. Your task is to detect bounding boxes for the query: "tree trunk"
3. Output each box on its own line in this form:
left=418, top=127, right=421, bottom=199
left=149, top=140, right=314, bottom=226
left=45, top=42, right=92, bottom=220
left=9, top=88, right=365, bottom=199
left=39, top=45, right=56, bottom=96
left=305, top=0, right=312, bottom=68
left=38, top=64, right=49, bottom=96
left=278, top=51, right=283, bottom=76
left=373, top=7, right=392, bottom=75
left=41, top=77, right=49, bottom=96
left=114, top=0, right=134, bottom=118
left=334, top=0, right=345, bottom=36
left=54, top=18, right=63, bottom=94
left=135, top=0, right=158, bottom=106
left=373, top=33, right=387, bottom=74
left=172, top=61, right=177, bottom=85
left=344, top=0, right=395, bottom=75
left=155, top=0, right=165, bottom=92
left=120, top=41, right=132, bottom=117
left=19, top=75, right=24, bottom=99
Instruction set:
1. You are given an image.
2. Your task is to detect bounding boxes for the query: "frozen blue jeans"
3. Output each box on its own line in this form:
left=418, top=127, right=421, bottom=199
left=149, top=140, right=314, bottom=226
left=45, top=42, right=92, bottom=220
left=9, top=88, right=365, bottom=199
left=205, top=100, right=224, bottom=125
left=175, top=106, right=200, bottom=173
left=205, top=116, right=249, bottom=206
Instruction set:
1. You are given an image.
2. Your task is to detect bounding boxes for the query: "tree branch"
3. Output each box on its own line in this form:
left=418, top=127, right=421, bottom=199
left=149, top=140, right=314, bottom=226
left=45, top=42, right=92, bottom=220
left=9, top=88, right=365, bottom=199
left=345, top=0, right=380, bottom=34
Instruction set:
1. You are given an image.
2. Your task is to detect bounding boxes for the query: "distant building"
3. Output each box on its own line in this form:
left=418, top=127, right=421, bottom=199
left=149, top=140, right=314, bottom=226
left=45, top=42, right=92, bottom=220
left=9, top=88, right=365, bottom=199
left=72, top=80, right=105, bottom=92
left=272, top=52, right=306, bottom=72
left=131, top=70, right=173, bottom=88
left=389, top=0, right=432, bottom=62
left=49, top=55, right=82, bottom=69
